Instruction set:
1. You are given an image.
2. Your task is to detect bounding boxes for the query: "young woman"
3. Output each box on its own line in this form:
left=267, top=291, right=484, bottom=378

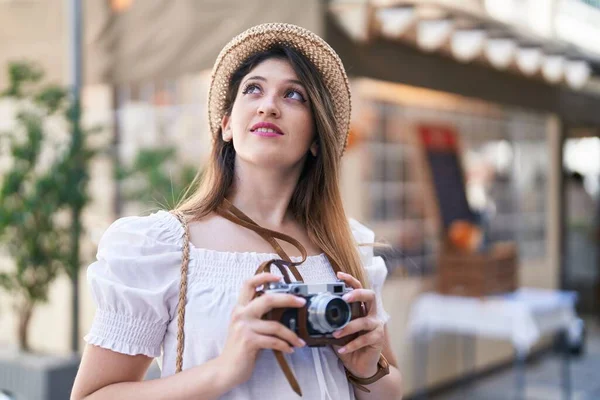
left=71, top=23, right=403, bottom=400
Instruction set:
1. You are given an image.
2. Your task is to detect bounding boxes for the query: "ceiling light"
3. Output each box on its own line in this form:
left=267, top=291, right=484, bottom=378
left=541, top=54, right=565, bottom=84
left=376, top=7, right=416, bottom=38
left=417, top=19, right=454, bottom=52
left=451, top=29, right=486, bottom=62
left=515, top=47, right=543, bottom=75
left=484, top=38, right=516, bottom=70
left=565, top=60, right=591, bottom=90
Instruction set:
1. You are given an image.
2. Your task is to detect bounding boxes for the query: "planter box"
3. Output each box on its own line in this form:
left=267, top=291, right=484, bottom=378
left=436, top=241, right=518, bottom=297
left=0, top=348, right=80, bottom=400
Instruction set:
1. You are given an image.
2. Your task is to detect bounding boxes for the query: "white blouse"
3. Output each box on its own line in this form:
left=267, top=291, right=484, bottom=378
left=84, top=210, right=390, bottom=400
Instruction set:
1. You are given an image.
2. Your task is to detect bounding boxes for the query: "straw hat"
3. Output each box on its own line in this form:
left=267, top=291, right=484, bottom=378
left=208, top=23, right=352, bottom=157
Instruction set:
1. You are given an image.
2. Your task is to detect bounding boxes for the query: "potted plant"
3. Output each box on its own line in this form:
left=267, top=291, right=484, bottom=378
left=0, top=61, right=97, bottom=400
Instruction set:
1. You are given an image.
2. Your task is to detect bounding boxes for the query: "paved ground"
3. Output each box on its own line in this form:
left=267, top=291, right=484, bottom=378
left=431, top=319, right=600, bottom=400
left=142, top=320, right=600, bottom=399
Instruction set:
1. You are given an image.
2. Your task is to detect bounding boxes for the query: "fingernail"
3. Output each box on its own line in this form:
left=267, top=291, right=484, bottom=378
left=332, top=331, right=341, bottom=338
left=338, top=347, right=346, bottom=354
left=298, top=339, right=306, bottom=347
left=342, top=294, right=351, bottom=302
left=288, top=348, right=295, bottom=354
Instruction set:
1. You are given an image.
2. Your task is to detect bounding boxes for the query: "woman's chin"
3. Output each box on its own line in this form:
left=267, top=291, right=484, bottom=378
left=239, top=150, right=304, bottom=169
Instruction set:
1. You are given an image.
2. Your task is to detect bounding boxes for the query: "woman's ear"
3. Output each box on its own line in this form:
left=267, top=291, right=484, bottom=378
left=221, top=115, right=233, bottom=142
left=310, top=140, right=319, bottom=157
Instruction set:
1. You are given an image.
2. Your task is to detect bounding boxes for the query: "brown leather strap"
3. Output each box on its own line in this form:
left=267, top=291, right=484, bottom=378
left=274, top=351, right=303, bottom=395
left=254, top=259, right=293, bottom=284
left=217, top=198, right=305, bottom=282
left=219, top=198, right=346, bottom=277
left=216, top=200, right=306, bottom=395
left=172, top=202, right=387, bottom=396
left=253, top=259, right=302, bottom=395
left=345, top=354, right=391, bottom=393
left=221, top=199, right=297, bottom=261
left=215, top=200, right=390, bottom=395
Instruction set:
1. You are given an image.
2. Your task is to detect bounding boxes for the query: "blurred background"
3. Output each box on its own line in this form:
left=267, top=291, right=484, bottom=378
left=1, top=0, right=600, bottom=399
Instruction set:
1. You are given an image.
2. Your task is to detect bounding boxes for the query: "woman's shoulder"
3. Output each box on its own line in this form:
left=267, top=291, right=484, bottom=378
left=86, top=211, right=183, bottom=357
left=348, top=218, right=375, bottom=244
left=88, top=210, right=183, bottom=300
left=348, top=218, right=384, bottom=273
left=98, top=210, right=184, bottom=252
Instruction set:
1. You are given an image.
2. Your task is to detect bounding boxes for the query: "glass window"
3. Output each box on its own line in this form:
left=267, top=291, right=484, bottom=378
left=362, top=100, right=549, bottom=276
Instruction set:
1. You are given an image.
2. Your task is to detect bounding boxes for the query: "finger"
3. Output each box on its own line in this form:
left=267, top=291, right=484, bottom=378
left=246, top=293, right=307, bottom=318
left=332, top=316, right=379, bottom=339
left=238, top=273, right=282, bottom=306
left=337, top=328, right=383, bottom=355
left=251, top=320, right=306, bottom=348
left=342, top=288, right=377, bottom=316
left=253, top=334, right=296, bottom=354
left=336, top=271, right=363, bottom=289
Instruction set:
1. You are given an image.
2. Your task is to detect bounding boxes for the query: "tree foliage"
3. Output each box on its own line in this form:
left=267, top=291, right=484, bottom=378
left=0, top=61, right=97, bottom=351
left=116, top=147, right=198, bottom=211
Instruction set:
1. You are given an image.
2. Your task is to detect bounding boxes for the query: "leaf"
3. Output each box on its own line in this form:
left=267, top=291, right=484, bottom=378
left=0, top=272, right=15, bottom=291
left=1, top=61, right=43, bottom=98
left=35, top=85, right=68, bottom=114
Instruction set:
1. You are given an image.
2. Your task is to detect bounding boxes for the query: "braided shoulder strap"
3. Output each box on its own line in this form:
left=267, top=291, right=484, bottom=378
left=169, top=210, right=191, bottom=374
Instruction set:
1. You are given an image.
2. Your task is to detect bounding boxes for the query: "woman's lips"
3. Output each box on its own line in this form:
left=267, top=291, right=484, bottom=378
left=250, top=122, right=284, bottom=137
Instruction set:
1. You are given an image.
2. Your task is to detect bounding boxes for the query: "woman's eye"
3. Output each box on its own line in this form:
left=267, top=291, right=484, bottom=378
left=285, top=89, right=306, bottom=102
left=242, top=84, right=261, bottom=94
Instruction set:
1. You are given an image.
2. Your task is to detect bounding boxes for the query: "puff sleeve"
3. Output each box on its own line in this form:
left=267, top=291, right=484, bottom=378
left=84, top=212, right=183, bottom=357
left=349, top=218, right=391, bottom=324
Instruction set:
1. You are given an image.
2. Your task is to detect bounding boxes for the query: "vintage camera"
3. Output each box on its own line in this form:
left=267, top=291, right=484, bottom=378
left=261, top=281, right=366, bottom=347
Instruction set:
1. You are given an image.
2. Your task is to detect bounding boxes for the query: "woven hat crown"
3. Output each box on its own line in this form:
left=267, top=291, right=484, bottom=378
left=208, top=23, right=351, bottom=157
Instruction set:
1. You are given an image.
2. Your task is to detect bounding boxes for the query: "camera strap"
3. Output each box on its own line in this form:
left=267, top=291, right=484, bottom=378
left=174, top=200, right=362, bottom=397
left=216, top=198, right=307, bottom=282
left=216, top=198, right=318, bottom=395
left=170, top=205, right=303, bottom=390
left=217, top=198, right=343, bottom=276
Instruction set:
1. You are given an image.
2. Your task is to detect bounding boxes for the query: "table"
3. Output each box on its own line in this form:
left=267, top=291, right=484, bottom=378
left=408, top=288, right=580, bottom=400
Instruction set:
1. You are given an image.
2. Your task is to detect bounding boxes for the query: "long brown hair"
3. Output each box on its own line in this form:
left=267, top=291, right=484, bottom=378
left=177, top=46, right=369, bottom=288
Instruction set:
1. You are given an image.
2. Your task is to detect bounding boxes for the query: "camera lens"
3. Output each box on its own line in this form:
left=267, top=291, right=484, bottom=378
left=325, top=298, right=350, bottom=328
left=307, top=294, right=351, bottom=333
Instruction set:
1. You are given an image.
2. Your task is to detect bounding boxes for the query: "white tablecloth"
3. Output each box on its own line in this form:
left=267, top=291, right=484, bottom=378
left=408, top=288, right=578, bottom=353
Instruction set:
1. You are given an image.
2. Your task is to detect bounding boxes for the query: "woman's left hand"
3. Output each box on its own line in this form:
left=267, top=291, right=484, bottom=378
left=332, top=271, right=385, bottom=378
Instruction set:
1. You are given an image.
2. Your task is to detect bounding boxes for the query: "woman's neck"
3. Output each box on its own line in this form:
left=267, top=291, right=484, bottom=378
left=226, top=159, right=304, bottom=229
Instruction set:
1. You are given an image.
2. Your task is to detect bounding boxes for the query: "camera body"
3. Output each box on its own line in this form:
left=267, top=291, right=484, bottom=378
left=262, top=281, right=366, bottom=347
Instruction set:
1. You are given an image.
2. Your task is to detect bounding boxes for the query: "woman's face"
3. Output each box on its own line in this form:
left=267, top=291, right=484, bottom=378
left=221, top=58, right=317, bottom=169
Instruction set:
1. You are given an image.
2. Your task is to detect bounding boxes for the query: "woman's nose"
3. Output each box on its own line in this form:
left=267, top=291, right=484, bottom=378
left=257, top=95, right=280, bottom=118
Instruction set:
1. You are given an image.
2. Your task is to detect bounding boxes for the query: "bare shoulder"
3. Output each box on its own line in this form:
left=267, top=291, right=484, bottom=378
left=187, top=212, right=321, bottom=257
left=186, top=211, right=273, bottom=254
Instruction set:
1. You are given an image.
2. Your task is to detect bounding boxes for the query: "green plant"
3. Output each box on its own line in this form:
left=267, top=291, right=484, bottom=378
left=0, top=61, right=97, bottom=351
left=116, top=147, right=198, bottom=210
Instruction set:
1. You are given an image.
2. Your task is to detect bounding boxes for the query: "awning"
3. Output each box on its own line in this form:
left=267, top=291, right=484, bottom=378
left=328, top=0, right=600, bottom=92
left=325, top=4, right=600, bottom=126
left=86, top=0, right=323, bottom=85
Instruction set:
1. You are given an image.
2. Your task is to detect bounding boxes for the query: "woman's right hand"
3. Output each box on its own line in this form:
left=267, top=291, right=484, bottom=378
left=218, top=273, right=307, bottom=387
